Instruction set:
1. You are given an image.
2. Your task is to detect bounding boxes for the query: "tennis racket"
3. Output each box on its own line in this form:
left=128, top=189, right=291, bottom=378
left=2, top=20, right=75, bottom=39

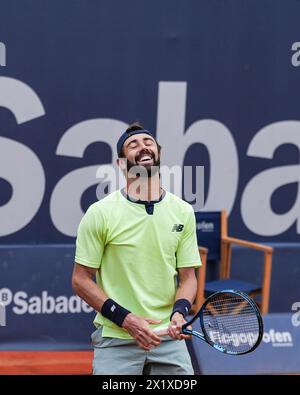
left=154, top=290, right=263, bottom=355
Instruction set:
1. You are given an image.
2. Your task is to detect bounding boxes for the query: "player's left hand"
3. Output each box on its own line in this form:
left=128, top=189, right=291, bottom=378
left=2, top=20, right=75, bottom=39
left=168, top=312, right=192, bottom=341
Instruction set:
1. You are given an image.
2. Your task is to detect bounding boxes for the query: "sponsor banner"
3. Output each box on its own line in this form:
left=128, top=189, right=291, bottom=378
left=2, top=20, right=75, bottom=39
left=0, top=245, right=94, bottom=350
left=187, top=313, right=300, bottom=374
left=0, top=1, right=300, bottom=243
left=1, top=244, right=300, bottom=367
left=1, top=244, right=300, bottom=351
left=195, top=212, right=221, bottom=261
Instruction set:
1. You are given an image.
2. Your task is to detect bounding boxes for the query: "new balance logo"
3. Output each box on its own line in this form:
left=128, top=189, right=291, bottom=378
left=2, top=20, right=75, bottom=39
left=172, top=224, right=184, bottom=232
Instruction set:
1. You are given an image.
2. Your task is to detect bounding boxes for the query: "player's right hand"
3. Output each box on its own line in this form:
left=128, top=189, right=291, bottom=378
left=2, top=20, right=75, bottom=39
left=122, top=313, right=162, bottom=351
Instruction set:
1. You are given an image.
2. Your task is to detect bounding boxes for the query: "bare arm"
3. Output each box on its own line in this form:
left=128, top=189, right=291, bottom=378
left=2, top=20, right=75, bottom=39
left=175, top=267, right=198, bottom=303
left=72, top=262, right=161, bottom=350
left=168, top=267, right=198, bottom=340
left=72, top=262, right=108, bottom=312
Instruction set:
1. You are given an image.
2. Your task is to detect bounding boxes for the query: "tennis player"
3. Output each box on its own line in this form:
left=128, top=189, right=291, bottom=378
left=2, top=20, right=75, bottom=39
left=72, top=122, right=201, bottom=375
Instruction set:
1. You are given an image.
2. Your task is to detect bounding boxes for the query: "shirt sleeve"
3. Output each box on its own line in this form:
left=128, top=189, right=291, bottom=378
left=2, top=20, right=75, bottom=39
left=176, top=209, right=202, bottom=269
left=75, top=204, right=105, bottom=269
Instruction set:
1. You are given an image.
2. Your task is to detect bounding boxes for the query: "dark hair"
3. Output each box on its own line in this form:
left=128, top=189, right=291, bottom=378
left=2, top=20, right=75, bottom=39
left=125, top=122, right=145, bottom=133
left=119, top=122, right=161, bottom=157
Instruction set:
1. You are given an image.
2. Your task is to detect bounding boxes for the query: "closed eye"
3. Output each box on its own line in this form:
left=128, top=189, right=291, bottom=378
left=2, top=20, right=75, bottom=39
left=145, top=140, right=154, bottom=146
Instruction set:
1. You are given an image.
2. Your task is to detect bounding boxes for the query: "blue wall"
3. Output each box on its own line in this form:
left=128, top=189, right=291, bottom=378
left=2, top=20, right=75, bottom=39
left=0, top=243, right=299, bottom=351
left=0, top=0, right=300, bottom=243
left=0, top=1, right=300, bottom=350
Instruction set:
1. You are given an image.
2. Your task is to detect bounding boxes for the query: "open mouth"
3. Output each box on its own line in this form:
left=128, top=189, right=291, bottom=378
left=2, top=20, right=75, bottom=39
left=136, top=153, right=154, bottom=165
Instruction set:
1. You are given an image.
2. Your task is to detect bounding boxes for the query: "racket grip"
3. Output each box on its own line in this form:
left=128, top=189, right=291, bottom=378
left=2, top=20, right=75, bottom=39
left=153, top=325, right=178, bottom=337
left=153, top=327, right=169, bottom=336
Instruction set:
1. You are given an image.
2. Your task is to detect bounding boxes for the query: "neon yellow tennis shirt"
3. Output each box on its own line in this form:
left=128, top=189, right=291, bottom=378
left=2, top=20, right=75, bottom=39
left=75, top=189, right=201, bottom=339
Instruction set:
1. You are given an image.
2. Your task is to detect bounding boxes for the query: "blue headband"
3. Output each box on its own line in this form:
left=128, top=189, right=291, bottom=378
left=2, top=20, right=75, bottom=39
left=117, top=129, right=153, bottom=156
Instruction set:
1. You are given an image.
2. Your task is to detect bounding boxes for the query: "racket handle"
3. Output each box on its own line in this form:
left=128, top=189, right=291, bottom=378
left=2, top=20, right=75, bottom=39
left=153, top=327, right=169, bottom=336
left=153, top=325, right=177, bottom=337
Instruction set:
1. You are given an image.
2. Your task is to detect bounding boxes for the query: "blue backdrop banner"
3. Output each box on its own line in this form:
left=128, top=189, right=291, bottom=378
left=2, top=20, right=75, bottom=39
left=1, top=1, right=300, bottom=362
left=0, top=245, right=93, bottom=350
left=187, top=313, right=300, bottom=375
left=0, top=1, right=300, bottom=243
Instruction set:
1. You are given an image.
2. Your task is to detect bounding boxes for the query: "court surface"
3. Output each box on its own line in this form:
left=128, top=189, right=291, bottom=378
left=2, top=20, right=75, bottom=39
left=0, top=351, right=93, bottom=375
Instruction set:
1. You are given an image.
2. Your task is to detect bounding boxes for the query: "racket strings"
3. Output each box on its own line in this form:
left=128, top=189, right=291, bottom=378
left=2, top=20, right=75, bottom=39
left=202, top=292, right=261, bottom=354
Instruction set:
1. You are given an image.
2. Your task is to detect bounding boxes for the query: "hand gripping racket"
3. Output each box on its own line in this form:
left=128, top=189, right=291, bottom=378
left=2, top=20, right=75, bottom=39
left=155, top=290, right=264, bottom=355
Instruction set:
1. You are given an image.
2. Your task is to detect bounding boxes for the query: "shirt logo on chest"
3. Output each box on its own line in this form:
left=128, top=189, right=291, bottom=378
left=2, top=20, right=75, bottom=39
left=172, top=224, right=184, bottom=232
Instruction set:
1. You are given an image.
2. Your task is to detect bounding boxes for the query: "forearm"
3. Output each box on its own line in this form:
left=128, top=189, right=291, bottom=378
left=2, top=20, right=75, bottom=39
left=72, top=274, right=108, bottom=312
left=168, top=272, right=197, bottom=341
left=175, top=274, right=197, bottom=304
left=72, top=265, right=162, bottom=350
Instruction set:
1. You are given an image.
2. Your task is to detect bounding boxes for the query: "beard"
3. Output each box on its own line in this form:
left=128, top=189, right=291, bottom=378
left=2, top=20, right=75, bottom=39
left=126, top=151, right=161, bottom=178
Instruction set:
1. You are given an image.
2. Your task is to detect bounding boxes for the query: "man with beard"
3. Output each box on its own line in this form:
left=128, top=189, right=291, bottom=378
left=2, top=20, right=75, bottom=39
left=72, top=123, right=201, bottom=375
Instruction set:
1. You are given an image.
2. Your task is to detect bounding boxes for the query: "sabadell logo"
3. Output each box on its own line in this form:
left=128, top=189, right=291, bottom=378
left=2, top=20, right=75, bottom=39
left=0, top=288, right=93, bottom=315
